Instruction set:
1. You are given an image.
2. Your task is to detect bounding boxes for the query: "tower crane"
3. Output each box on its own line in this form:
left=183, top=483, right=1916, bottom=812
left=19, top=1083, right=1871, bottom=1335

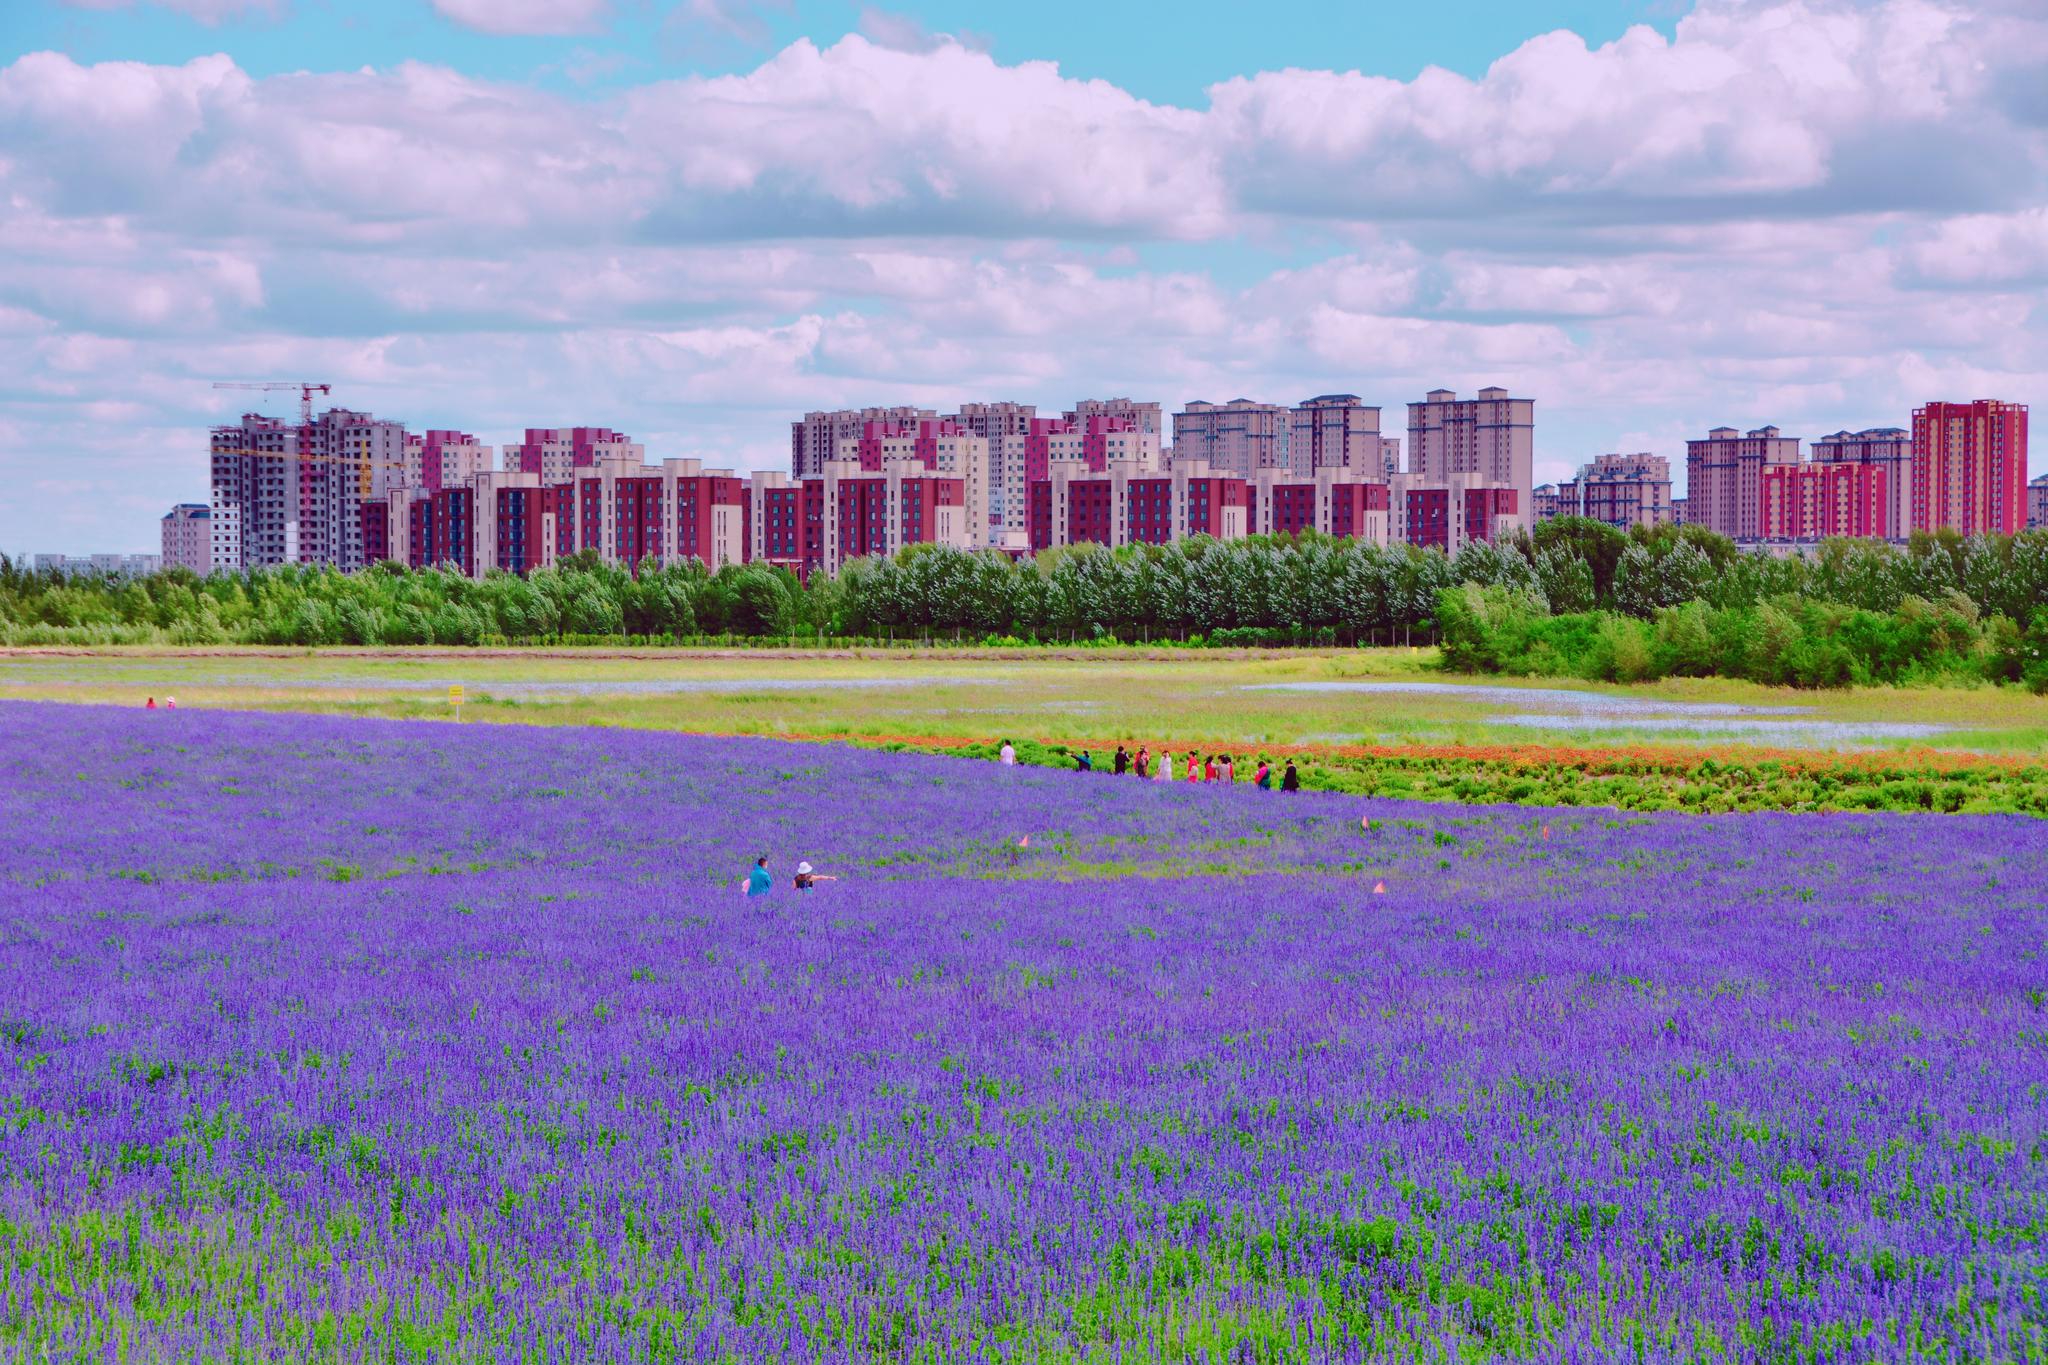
left=212, top=380, right=331, bottom=425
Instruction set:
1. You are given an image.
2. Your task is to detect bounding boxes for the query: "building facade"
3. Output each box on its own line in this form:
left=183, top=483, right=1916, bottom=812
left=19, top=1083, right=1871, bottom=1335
left=1172, top=399, right=1293, bottom=477
left=160, top=503, right=212, bottom=575
left=1068, top=398, right=1163, bottom=436
left=1249, top=468, right=1391, bottom=542
left=790, top=406, right=936, bottom=481
left=408, top=430, right=495, bottom=493
left=1290, top=395, right=1383, bottom=474
left=1390, top=475, right=1519, bottom=555
left=1406, top=388, right=1534, bottom=530
left=1578, top=453, right=1673, bottom=530
left=209, top=407, right=409, bottom=574
left=951, top=401, right=1036, bottom=548
left=1028, top=459, right=1251, bottom=552
left=1684, top=426, right=1800, bottom=541
left=1532, top=482, right=1579, bottom=522
left=1760, top=462, right=1888, bottom=541
left=753, top=458, right=970, bottom=577
left=2029, top=473, right=2048, bottom=530
left=505, top=427, right=643, bottom=485
left=1911, top=400, right=2029, bottom=536
left=1810, top=428, right=1911, bottom=539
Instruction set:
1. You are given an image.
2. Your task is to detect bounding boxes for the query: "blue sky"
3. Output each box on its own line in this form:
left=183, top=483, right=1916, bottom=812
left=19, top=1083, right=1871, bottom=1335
left=8, top=1, right=1683, bottom=103
left=1, top=0, right=2043, bottom=553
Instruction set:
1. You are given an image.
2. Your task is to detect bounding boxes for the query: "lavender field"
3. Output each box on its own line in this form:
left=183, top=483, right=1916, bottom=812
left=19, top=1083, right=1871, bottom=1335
left=1, top=701, right=2044, bottom=1362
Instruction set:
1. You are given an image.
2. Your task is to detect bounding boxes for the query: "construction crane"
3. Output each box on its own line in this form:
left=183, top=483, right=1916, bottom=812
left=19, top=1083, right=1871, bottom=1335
left=213, top=380, right=331, bottom=425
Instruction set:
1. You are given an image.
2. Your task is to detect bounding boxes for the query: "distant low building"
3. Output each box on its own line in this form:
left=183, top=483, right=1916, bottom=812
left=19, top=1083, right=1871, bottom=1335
left=2029, top=473, right=2048, bottom=530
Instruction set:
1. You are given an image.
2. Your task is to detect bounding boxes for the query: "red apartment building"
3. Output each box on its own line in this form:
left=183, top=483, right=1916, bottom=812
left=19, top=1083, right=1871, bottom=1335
left=1760, top=463, right=1888, bottom=541
left=1911, top=400, right=2029, bottom=536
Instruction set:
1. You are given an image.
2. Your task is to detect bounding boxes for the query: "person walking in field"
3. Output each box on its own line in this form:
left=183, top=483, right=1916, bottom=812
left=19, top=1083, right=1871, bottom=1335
left=744, top=856, right=774, bottom=897
left=794, top=861, right=837, bottom=893
left=1135, top=746, right=1150, bottom=779
left=999, top=740, right=1017, bottom=767
left=1281, top=761, right=1301, bottom=793
left=1254, top=758, right=1272, bottom=790
left=1075, top=750, right=1093, bottom=772
left=1114, top=745, right=1130, bottom=776
left=1203, top=755, right=1217, bottom=783
left=1186, top=752, right=1201, bottom=782
left=1220, top=754, right=1235, bottom=784
left=1155, top=751, right=1173, bottom=784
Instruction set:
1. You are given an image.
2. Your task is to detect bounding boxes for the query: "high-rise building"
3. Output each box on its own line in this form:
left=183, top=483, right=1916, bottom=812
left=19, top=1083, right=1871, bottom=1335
left=210, top=407, right=408, bottom=573
left=408, top=431, right=495, bottom=492
left=505, top=428, right=642, bottom=485
left=1068, top=398, right=1164, bottom=437
left=791, top=406, right=936, bottom=481
left=1911, top=400, right=2029, bottom=536
left=1578, top=453, right=1673, bottom=530
left=1172, top=399, right=1293, bottom=477
left=1407, top=388, right=1534, bottom=529
left=160, top=503, right=211, bottom=575
left=833, top=419, right=992, bottom=545
left=1377, top=437, right=1402, bottom=482
left=1290, top=395, right=1383, bottom=474
left=1684, top=426, right=1800, bottom=541
left=1760, top=463, right=1888, bottom=541
left=1810, top=428, right=1911, bottom=539
left=952, top=401, right=1036, bottom=547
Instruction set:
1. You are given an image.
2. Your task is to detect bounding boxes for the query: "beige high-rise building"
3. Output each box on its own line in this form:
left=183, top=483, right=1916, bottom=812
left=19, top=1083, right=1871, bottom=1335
left=952, top=401, right=1036, bottom=547
left=1684, top=426, right=1800, bottom=541
left=1579, top=453, right=1673, bottom=530
left=1407, top=388, right=1534, bottom=530
left=1290, top=395, right=1383, bottom=475
left=1172, top=399, right=1293, bottom=477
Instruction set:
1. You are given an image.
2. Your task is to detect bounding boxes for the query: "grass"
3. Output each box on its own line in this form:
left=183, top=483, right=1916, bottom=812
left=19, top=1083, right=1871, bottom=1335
left=6, top=645, right=2048, bottom=753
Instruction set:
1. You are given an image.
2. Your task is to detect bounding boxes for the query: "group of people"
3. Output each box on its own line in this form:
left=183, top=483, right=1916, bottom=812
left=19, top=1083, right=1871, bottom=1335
left=999, top=738, right=1299, bottom=791
left=740, top=855, right=837, bottom=898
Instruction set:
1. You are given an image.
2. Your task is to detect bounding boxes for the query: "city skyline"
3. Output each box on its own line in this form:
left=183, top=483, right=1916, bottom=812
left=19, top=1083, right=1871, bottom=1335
left=4, top=0, right=2047, bottom=551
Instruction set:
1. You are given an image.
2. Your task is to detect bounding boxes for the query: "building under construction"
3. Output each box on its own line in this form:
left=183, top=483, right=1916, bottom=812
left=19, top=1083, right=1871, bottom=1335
left=208, top=406, right=412, bottom=574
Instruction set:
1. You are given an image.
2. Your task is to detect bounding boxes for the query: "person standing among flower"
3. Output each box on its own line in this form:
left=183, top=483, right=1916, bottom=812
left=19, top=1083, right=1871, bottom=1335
left=744, top=856, right=773, bottom=897
left=1114, top=745, right=1130, bottom=776
left=1254, top=757, right=1272, bottom=790
left=1281, top=761, right=1301, bottom=793
left=1135, top=746, right=1150, bottom=779
left=999, top=739, right=1017, bottom=767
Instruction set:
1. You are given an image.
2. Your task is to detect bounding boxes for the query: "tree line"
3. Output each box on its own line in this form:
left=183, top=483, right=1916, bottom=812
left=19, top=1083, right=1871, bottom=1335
left=4, top=521, right=2047, bottom=686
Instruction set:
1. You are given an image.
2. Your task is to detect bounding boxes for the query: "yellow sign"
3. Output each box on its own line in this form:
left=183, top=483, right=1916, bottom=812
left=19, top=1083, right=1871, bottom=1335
left=449, top=684, right=465, bottom=720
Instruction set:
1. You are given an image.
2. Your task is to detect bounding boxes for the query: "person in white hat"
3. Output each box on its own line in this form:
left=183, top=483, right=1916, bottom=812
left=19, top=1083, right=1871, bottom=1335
left=793, top=861, right=837, bottom=893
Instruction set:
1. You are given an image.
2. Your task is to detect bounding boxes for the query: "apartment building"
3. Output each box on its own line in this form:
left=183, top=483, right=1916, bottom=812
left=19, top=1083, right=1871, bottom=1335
left=407, top=430, right=495, bottom=493
left=1912, top=400, right=2029, bottom=536
left=952, top=401, right=1035, bottom=547
left=1249, top=468, right=1391, bottom=543
left=1810, top=428, right=1911, bottom=539
left=1579, top=453, right=1673, bottom=530
left=1684, top=426, right=1800, bottom=541
left=1390, top=474, right=1520, bottom=555
left=790, top=406, right=936, bottom=481
left=2029, top=473, right=2048, bottom=530
left=1760, top=462, right=1888, bottom=541
left=160, top=503, right=212, bottom=575
left=209, top=407, right=408, bottom=574
left=752, top=458, right=970, bottom=577
left=504, top=427, right=643, bottom=484
left=1173, top=399, right=1293, bottom=477
left=1290, top=395, right=1383, bottom=474
left=833, top=419, right=992, bottom=547
left=1068, top=398, right=1164, bottom=437
left=1407, top=388, right=1534, bottom=530
left=1028, top=459, right=1250, bottom=552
